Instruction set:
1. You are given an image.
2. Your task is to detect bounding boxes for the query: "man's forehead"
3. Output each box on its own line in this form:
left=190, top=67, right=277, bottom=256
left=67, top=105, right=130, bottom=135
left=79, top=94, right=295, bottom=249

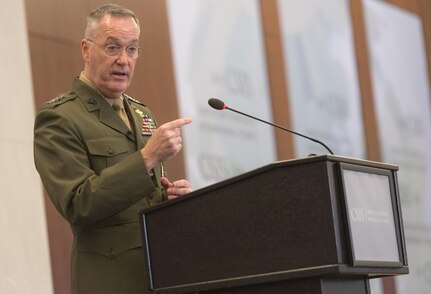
left=95, top=16, right=140, bottom=41
left=96, top=15, right=139, bottom=32
left=99, top=14, right=139, bottom=28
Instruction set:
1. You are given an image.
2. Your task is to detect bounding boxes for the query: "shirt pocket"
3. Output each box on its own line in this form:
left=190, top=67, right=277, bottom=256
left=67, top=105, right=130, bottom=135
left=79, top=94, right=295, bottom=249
left=86, top=138, right=130, bottom=174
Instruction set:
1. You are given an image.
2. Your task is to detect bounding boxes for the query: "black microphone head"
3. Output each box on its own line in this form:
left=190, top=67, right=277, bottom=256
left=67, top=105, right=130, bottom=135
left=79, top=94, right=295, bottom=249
left=208, top=98, right=226, bottom=110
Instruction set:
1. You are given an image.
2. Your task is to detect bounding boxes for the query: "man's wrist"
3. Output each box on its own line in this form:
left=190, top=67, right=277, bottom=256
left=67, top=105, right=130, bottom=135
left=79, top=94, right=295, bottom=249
left=140, top=149, right=156, bottom=171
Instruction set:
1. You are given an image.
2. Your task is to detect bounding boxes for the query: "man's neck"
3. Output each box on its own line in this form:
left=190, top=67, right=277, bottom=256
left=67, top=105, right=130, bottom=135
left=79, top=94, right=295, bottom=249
left=79, top=72, right=122, bottom=100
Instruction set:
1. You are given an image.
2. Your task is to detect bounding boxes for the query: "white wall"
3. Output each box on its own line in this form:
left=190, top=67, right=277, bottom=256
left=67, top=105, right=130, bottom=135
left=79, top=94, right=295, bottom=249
left=0, top=0, right=53, bottom=293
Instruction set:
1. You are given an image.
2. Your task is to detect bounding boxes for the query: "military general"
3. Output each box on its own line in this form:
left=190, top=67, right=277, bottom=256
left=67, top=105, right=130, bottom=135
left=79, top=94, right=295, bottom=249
left=34, top=4, right=192, bottom=293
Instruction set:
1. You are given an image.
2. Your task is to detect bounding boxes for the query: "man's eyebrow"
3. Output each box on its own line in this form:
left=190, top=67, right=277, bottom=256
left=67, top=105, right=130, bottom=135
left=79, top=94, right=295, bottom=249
left=105, top=36, right=139, bottom=44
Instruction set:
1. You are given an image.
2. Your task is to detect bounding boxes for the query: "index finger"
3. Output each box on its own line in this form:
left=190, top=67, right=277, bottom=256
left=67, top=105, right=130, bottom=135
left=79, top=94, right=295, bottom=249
left=163, top=118, right=192, bottom=129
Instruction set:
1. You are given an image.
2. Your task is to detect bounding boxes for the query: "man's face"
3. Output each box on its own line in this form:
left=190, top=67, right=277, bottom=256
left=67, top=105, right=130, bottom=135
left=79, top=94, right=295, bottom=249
left=82, top=15, right=140, bottom=98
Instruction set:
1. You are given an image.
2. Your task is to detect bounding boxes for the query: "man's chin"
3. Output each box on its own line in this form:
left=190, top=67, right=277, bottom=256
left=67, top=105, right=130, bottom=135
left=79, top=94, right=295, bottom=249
left=108, top=82, right=130, bottom=95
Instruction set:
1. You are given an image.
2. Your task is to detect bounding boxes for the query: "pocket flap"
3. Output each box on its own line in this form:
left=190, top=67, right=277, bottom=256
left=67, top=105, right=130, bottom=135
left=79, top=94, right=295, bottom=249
left=86, top=138, right=129, bottom=157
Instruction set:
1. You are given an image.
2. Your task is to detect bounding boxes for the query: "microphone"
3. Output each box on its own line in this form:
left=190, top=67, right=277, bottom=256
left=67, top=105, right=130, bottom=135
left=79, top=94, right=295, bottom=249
left=208, top=98, right=334, bottom=155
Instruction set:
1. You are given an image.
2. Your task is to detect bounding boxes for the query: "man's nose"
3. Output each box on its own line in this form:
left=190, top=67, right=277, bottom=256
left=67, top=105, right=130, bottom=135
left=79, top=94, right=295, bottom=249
left=116, top=49, right=129, bottom=64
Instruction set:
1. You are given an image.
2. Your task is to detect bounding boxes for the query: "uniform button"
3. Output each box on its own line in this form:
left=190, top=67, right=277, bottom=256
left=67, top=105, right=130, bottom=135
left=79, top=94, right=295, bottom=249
left=88, top=98, right=97, bottom=105
left=127, top=130, right=132, bottom=135
left=108, top=148, right=115, bottom=155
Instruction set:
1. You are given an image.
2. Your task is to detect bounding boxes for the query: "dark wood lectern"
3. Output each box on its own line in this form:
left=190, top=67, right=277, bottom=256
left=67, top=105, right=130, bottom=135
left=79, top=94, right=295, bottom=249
left=140, top=155, right=408, bottom=293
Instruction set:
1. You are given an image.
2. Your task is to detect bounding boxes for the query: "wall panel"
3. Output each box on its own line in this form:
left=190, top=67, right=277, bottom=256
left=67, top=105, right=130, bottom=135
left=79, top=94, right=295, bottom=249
left=1, top=0, right=53, bottom=293
left=350, top=0, right=381, bottom=161
left=385, top=0, right=420, bottom=13
left=29, top=36, right=83, bottom=107
left=260, top=0, right=294, bottom=160
left=26, top=0, right=88, bottom=42
left=419, top=0, right=431, bottom=106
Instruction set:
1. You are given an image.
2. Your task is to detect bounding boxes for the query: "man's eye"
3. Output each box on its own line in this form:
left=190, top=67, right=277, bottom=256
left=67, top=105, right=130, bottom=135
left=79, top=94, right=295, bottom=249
left=127, top=47, right=138, bottom=54
left=105, top=45, right=120, bottom=54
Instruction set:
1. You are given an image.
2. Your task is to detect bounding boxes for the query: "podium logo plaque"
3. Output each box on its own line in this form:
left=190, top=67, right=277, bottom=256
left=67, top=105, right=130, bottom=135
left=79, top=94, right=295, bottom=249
left=340, top=163, right=404, bottom=267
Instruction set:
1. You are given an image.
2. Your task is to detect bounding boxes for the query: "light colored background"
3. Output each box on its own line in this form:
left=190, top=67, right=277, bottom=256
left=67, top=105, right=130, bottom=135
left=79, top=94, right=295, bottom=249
left=167, top=0, right=276, bottom=189
left=0, top=0, right=53, bottom=293
left=278, top=0, right=365, bottom=158
left=363, top=0, right=431, bottom=292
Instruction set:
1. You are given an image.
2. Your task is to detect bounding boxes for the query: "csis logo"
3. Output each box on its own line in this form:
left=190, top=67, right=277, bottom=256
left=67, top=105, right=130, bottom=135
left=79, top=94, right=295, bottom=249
left=350, top=208, right=367, bottom=222
left=211, top=68, right=253, bottom=97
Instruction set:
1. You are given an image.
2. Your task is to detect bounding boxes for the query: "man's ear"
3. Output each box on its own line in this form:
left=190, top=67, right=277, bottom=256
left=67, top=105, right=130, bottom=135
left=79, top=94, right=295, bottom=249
left=81, top=39, right=90, bottom=62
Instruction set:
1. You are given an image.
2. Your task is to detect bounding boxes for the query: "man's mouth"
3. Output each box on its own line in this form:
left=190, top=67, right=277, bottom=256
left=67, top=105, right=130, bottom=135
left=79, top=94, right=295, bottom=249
left=112, top=71, right=128, bottom=77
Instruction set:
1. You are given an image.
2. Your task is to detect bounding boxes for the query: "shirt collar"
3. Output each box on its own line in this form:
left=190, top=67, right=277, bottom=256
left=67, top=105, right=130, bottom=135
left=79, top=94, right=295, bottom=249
left=78, top=72, right=123, bottom=106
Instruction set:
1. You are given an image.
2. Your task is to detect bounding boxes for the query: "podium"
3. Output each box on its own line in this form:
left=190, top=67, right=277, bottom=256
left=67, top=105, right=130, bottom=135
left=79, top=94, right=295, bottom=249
left=139, top=155, right=408, bottom=293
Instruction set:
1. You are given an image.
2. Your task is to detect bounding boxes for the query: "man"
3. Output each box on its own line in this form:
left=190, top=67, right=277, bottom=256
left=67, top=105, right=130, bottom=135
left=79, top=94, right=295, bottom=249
left=34, top=4, right=192, bottom=293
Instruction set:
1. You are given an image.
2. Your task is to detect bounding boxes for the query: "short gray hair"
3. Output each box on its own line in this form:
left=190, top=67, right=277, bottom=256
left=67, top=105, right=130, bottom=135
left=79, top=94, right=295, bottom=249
left=85, top=4, right=140, bottom=38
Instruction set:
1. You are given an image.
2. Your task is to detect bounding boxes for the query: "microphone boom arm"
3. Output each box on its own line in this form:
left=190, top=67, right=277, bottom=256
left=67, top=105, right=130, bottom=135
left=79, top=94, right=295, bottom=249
left=226, top=106, right=335, bottom=155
